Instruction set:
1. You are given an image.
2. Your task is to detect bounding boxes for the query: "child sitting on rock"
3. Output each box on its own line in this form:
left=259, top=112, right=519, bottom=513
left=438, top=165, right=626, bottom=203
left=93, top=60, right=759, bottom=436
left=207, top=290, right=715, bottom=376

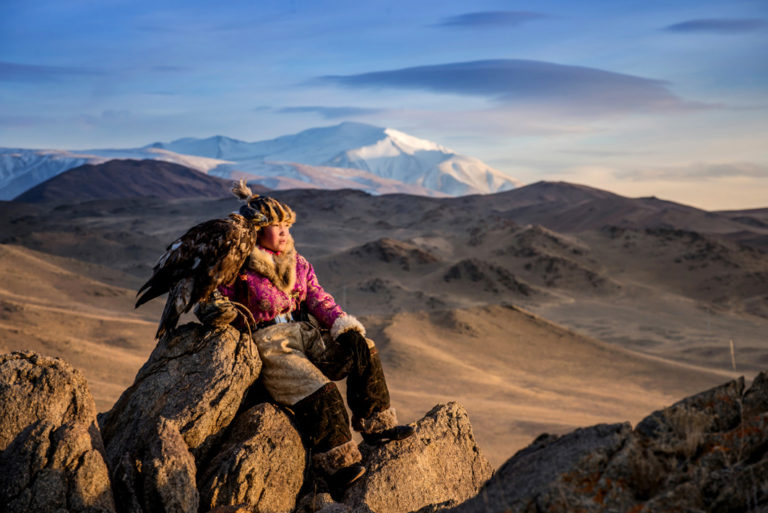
left=196, top=184, right=413, bottom=496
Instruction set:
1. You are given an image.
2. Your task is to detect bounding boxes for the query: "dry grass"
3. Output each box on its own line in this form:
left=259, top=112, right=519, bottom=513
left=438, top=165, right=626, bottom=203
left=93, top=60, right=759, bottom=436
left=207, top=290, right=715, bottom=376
left=664, top=405, right=712, bottom=458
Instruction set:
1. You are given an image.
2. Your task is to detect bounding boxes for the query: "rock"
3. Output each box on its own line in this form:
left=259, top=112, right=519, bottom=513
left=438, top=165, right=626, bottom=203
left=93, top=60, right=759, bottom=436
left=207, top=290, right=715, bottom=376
left=743, top=370, right=768, bottom=418
left=703, top=457, right=768, bottom=513
left=295, top=491, right=345, bottom=513
left=145, top=418, right=199, bottom=513
left=111, top=417, right=199, bottom=513
left=445, top=375, right=768, bottom=513
left=100, top=324, right=261, bottom=469
left=145, top=418, right=199, bottom=512
left=450, top=423, right=631, bottom=513
left=199, top=403, right=306, bottom=513
left=342, top=402, right=493, bottom=513
left=0, top=351, right=116, bottom=513
left=635, top=377, right=745, bottom=438
left=6, top=342, right=765, bottom=513
left=99, top=324, right=261, bottom=512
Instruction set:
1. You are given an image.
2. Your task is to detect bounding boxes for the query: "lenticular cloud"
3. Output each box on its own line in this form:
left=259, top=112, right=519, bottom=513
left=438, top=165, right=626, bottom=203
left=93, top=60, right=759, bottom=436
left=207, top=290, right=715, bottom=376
left=319, top=59, right=701, bottom=115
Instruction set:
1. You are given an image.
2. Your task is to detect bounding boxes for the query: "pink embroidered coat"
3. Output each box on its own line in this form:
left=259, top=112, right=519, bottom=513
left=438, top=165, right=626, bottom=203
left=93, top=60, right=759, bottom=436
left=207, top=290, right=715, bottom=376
left=219, top=245, right=343, bottom=328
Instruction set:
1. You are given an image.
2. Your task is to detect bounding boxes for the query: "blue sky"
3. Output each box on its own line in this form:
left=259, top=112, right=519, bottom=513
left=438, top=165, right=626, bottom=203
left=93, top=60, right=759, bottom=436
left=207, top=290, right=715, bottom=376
left=1, top=0, right=766, bottom=209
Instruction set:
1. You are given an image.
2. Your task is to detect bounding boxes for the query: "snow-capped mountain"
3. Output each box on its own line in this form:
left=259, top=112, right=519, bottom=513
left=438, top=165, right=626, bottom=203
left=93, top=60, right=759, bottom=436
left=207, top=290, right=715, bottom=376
left=152, top=122, right=520, bottom=196
left=0, top=150, right=96, bottom=201
left=1, top=122, right=520, bottom=200
left=0, top=148, right=229, bottom=201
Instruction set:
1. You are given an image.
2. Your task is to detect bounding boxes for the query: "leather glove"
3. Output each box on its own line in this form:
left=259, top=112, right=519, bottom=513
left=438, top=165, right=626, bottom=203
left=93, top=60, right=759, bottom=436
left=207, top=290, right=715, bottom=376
left=194, top=291, right=237, bottom=327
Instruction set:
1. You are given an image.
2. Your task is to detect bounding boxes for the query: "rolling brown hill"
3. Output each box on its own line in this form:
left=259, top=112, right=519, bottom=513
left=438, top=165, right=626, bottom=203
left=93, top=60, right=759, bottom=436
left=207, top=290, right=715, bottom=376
left=438, top=181, right=768, bottom=248
left=12, top=159, right=264, bottom=203
left=0, top=242, right=735, bottom=466
left=0, top=181, right=766, bottom=467
left=1, top=183, right=766, bottom=370
left=363, top=305, right=736, bottom=466
left=717, top=207, right=768, bottom=227
left=0, top=244, right=161, bottom=409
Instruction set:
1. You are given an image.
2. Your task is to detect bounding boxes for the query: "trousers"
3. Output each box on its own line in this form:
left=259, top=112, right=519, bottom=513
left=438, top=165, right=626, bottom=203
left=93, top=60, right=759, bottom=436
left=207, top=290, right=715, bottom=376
left=252, top=321, right=390, bottom=453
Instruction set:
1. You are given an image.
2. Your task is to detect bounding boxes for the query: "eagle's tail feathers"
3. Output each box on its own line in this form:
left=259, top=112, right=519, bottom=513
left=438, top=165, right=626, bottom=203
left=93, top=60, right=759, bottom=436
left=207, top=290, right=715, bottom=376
left=155, top=279, right=193, bottom=339
left=156, top=297, right=180, bottom=339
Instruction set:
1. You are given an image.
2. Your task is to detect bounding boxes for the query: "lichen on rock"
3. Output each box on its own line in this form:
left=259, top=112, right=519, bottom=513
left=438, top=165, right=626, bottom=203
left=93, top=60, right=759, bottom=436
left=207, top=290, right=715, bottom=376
left=443, top=375, right=768, bottom=513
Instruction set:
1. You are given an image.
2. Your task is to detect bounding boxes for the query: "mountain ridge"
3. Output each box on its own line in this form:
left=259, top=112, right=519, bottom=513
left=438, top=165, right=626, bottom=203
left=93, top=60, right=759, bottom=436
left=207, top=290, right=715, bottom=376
left=151, top=122, right=520, bottom=196
left=1, top=122, right=519, bottom=199
left=13, top=159, right=252, bottom=203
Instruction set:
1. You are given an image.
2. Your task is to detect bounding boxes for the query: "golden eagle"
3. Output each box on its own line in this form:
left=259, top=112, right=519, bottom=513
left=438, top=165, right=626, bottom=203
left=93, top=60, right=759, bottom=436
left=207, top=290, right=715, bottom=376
left=135, top=180, right=266, bottom=338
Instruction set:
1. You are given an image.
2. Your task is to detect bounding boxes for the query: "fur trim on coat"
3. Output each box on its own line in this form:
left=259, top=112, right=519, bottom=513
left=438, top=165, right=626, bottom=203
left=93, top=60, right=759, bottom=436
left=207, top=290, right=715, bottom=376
left=245, top=239, right=297, bottom=294
left=330, top=314, right=366, bottom=339
left=312, top=440, right=362, bottom=475
left=220, top=243, right=344, bottom=328
left=353, top=407, right=398, bottom=434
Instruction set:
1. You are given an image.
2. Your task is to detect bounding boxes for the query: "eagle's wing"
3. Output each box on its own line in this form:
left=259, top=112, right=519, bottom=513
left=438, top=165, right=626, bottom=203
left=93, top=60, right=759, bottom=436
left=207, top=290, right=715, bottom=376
left=136, top=214, right=256, bottom=339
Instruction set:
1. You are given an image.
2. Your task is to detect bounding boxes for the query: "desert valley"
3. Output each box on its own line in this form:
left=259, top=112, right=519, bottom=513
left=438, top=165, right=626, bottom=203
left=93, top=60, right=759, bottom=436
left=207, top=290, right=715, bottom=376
left=1, top=153, right=766, bottom=468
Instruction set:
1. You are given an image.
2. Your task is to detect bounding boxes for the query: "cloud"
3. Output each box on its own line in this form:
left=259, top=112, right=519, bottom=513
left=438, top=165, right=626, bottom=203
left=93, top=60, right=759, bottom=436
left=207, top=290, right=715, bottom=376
left=0, top=60, right=191, bottom=86
left=379, top=107, right=596, bottom=138
left=0, top=61, right=102, bottom=82
left=277, top=106, right=385, bottom=119
left=664, top=18, right=768, bottom=34
left=318, top=59, right=705, bottom=115
left=618, top=162, right=768, bottom=181
left=434, top=11, right=549, bottom=28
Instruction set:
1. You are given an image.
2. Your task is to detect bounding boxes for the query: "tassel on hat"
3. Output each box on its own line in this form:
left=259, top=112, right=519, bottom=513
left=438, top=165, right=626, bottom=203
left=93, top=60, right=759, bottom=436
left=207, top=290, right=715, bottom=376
left=232, top=179, right=296, bottom=226
left=232, top=179, right=255, bottom=201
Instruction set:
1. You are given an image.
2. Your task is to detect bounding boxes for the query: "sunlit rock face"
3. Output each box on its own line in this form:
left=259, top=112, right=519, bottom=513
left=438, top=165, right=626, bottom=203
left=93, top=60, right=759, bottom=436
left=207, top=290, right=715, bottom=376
left=0, top=351, right=116, bottom=513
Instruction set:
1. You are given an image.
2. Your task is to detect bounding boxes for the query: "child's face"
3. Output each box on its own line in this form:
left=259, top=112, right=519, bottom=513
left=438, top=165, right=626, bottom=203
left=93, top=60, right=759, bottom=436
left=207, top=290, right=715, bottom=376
left=258, top=223, right=291, bottom=253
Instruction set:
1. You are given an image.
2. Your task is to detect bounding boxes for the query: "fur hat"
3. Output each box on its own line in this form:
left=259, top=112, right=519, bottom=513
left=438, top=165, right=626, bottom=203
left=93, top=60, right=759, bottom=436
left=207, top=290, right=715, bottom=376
left=232, top=180, right=296, bottom=227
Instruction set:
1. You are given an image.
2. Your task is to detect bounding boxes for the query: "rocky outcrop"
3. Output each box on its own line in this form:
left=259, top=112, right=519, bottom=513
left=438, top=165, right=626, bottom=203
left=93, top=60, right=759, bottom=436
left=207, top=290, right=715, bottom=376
left=449, top=373, right=768, bottom=513
left=100, top=324, right=261, bottom=464
left=0, top=351, right=115, bottom=513
left=4, top=337, right=767, bottom=513
left=145, top=418, right=199, bottom=512
left=199, top=403, right=306, bottom=513
left=342, top=402, right=493, bottom=513
left=111, top=418, right=200, bottom=513
left=1, top=321, right=492, bottom=513
left=448, top=423, right=631, bottom=513
left=99, top=323, right=261, bottom=512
